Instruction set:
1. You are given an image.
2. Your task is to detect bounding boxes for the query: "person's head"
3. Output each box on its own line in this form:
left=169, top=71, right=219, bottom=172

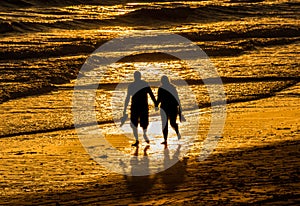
left=161, top=75, right=170, bottom=85
left=134, top=71, right=141, bottom=81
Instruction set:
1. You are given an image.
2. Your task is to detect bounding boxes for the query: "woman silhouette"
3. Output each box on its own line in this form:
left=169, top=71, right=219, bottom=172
left=155, top=76, right=185, bottom=144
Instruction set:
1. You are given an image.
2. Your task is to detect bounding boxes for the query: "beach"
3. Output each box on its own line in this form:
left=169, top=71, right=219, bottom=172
left=1, top=83, right=299, bottom=205
left=1, top=0, right=299, bottom=205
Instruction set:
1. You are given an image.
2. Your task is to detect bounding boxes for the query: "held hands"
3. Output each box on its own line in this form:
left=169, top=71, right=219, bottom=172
left=154, top=101, right=159, bottom=111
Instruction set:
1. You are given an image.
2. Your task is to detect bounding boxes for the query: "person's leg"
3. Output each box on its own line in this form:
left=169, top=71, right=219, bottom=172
left=143, top=128, right=149, bottom=143
left=140, top=108, right=150, bottom=143
left=170, top=117, right=179, bottom=134
left=130, top=109, right=139, bottom=146
left=132, top=126, right=138, bottom=140
left=170, top=108, right=181, bottom=139
left=160, top=108, right=168, bottom=144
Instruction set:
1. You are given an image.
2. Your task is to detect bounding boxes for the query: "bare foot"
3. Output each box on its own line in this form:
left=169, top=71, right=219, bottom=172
left=131, top=140, right=139, bottom=147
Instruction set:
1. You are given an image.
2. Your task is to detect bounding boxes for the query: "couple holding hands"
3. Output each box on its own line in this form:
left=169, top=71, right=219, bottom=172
left=122, top=71, right=185, bottom=147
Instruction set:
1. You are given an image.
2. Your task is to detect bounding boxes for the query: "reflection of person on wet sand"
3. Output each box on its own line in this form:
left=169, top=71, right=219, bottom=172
left=122, top=146, right=157, bottom=200
left=163, top=144, right=181, bottom=169
left=155, top=75, right=185, bottom=144
left=131, top=145, right=150, bottom=175
left=122, top=71, right=156, bottom=147
left=161, top=145, right=187, bottom=191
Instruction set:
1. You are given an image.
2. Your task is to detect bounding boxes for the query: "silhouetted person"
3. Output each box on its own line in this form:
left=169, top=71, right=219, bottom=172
left=123, top=71, right=156, bottom=146
left=155, top=75, right=185, bottom=144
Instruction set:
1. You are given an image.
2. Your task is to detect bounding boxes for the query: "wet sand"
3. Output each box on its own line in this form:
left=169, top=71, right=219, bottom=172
left=0, top=83, right=299, bottom=205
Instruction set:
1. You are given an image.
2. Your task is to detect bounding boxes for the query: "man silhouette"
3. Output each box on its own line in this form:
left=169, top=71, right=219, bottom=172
left=123, top=71, right=156, bottom=146
left=155, top=75, right=185, bottom=144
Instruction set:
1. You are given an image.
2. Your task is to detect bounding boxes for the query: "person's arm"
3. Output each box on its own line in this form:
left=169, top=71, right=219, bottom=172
left=175, top=88, right=185, bottom=122
left=148, top=86, right=157, bottom=106
left=155, top=88, right=161, bottom=108
left=123, top=88, right=130, bottom=115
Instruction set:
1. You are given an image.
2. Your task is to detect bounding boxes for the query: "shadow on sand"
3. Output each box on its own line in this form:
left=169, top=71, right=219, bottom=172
left=122, top=144, right=187, bottom=201
left=8, top=139, right=300, bottom=205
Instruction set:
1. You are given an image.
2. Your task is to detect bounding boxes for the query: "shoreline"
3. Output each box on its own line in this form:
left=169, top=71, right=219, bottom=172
left=0, top=83, right=299, bottom=205
left=0, top=79, right=298, bottom=139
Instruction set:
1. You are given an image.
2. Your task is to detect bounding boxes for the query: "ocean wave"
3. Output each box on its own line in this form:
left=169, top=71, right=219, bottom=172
left=0, top=43, right=96, bottom=60
left=0, top=0, right=116, bottom=8
left=1, top=75, right=298, bottom=104
left=0, top=81, right=56, bottom=104
left=71, top=77, right=300, bottom=92
left=0, top=22, right=14, bottom=33
left=181, top=27, right=300, bottom=43
left=118, top=2, right=299, bottom=25
left=121, top=7, right=193, bottom=22
left=0, top=0, right=33, bottom=8
left=0, top=18, right=106, bottom=35
left=229, top=0, right=264, bottom=3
